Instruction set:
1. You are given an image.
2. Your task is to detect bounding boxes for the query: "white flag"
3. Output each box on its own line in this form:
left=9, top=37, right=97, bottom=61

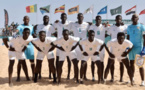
left=83, top=5, right=94, bottom=14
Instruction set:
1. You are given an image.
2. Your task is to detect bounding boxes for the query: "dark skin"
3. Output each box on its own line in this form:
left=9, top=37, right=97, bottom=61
left=52, top=30, right=79, bottom=83
left=79, top=31, right=104, bottom=84
left=104, top=35, right=133, bottom=85
left=16, top=16, right=35, bottom=82
left=91, top=16, right=105, bottom=82
left=127, top=14, right=145, bottom=82
left=3, top=30, right=31, bottom=86
left=32, top=32, right=56, bottom=83
left=55, top=14, right=72, bottom=80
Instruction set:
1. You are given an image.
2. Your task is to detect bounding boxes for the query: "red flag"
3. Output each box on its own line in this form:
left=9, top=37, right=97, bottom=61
left=139, top=9, right=145, bottom=15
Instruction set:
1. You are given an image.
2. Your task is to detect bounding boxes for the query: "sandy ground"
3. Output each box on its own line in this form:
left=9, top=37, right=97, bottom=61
left=0, top=46, right=145, bottom=90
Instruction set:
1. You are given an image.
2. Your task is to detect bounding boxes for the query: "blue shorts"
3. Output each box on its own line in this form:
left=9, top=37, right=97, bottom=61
left=128, top=46, right=142, bottom=60
left=24, top=42, right=34, bottom=60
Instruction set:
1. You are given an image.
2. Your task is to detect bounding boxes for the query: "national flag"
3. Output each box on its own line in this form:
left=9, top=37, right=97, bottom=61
left=139, top=9, right=145, bottom=15
left=55, top=5, right=65, bottom=14
left=83, top=5, right=93, bottom=14
left=68, top=5, right=79, bottom=15
left=125, top=5, right=136, bottom=15
left=4, top=9, right=9, bottom=26
left=110, top=6, right=122, bottom=16
left=40, top=5, right=50, bottom=14
left=98, top=6, right=107, bottom=15
left=26, top=4, right=37, bottom=13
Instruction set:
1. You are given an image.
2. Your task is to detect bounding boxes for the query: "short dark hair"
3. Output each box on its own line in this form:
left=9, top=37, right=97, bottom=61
left=115, top=15, right=122, bottom=20
left=78, top=13, right=83, bottom=17
left=63, top=29, right=69, bottom=34
left=39, top=31, right=46, bottom=35
left=96, top=15, right=101, bottom=19
left=117, top=32, right=125, bottom=38
left=61, top=13, right=67, bottom=17
left=23, top=28, right=30, bottom=32
left=88, top=30, right=95, bottom=34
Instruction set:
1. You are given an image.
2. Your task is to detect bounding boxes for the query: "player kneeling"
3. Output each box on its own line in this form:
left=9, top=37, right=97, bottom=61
left=32, top=31, right=57, bottom=83
left=79, top=30, right=104, bottom=84
left=104, top=32, right=133, bottom=85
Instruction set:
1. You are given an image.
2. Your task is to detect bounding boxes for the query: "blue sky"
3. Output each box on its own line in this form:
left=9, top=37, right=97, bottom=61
left=0, top=0, right=145, bottom=28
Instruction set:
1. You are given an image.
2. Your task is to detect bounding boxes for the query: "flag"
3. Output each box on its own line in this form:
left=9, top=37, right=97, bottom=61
left=110, top=6, right=122, bottom=16
left=26, top=4, right=37, bottom=13
left=4, top=9, right=9, bottom=26
left=40, top=5, right=50, bottom=14
left=55, top=5, right=65, bottom=14
left=139, top=9, right=145, bottom=15
left=83, top=5, right=93, bottom=14
left=68, top=5, right=79, bottom=15
left=125, top=5, right=136, bottom=15
left=98, top=6, right=107, bottom=15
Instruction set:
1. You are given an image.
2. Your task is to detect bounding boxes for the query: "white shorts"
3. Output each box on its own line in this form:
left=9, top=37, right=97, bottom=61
left=99, top=48, right=105, bottom=62
left=82, top=55, right=100, bottom=62
left=109, top=56, right=127, bottom=62
left=59, top=50, right=77, bottom=61
left=75, top=46, right=82, bottom=60
left=37, top=51, right=54, bottom=60
left=8, top=51, right=16, bottom=60
left=15, top=52, right=26, bottom=60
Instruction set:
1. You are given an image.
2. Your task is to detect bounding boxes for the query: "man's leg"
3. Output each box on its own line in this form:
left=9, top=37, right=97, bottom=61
left=101, top=62, right=104, bottom=81
left=91, top=61, right=95, bottom=81
left=39, top=62, right=42, bottom=79
left=48, top=58, right=57, bottom=83
left=139, top=67, right=144, bottom=86
left=29, top=59, right=35, bottom=80
left=56, top=56, right=59, bottom=78
left=95, top=60, right=102, bottom=84
left=58, top=61, right=64, bottom=83
left=16, top=60, right=21, bottom=82
left=121, top=58, right=133, bottom=85
left=80, top=61, right=87, bottom=84
left=109, top=60, right=115, bottom=82
left=49, top=66, right=52, bottom=79
left=120, top=62, right=124, bottom=82
left=84, top=63, right=88, bottom=80
left=66, top=56, right=71, bottom=80
left=72, top=59, right=79, bottom=83
left=20, top=60, right=30, bottom=81
left=8, top=60, right=15, bottom=86
left=34, top=60, right=42, bottom=83
left=130, top=60, right=135, bottom=80
left=104, top=58, right=115, bottom=83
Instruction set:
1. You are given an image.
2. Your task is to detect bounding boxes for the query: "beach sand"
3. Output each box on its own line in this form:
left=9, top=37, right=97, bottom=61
left=0, top=46, right=145, bottom=90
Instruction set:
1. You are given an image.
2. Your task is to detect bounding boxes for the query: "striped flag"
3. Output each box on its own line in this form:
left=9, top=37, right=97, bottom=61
left=125, top=5, right=136, bottom=15
left=40, top=5, right=50, bottom=14
left=26, top=4, right=37, bottom=13
left=139, top=9, right=145, bottom=15
left=68, top=5, right=79, bottom=15
left=54, top=5, right=65, bottom=14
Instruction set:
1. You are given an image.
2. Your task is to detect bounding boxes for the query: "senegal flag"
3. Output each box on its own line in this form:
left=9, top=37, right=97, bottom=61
left=26, top=4, right=37, bottom=13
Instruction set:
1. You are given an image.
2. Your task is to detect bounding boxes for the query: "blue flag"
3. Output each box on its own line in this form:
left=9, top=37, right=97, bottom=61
left=98, top=6, right=107, bottom=15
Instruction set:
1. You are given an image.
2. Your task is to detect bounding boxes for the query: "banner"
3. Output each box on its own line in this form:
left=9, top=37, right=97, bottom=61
left=4, top=9, right=9, bottom=26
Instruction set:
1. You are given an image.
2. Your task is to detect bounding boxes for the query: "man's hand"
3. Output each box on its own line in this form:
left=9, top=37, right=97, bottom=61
left=83, top=52, right=88, bottom=56
left=121, top=52, right=127, bottom=57
left=22, top=46, right=27, bottom=52
left=109, top=52, right=115, bottom=58
left=9, top=47, right=15, bottom=51
left=93, top=51, right=99, bottom=56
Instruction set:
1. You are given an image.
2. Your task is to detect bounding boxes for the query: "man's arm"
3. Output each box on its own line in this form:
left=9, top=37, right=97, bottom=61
left=50, top=42, right=65, bottom=51
left=2, top=38, right=9, bottom=48
left=31, top=42, right=42, bottom=52
left=104, top=44, right=115, bottom=58
left=79, top=43, right=88, bottom=56
left=94, top=43, right=105, bottom=55
left=121, top=47, right=133, bottom=57
left=71, top=42, right=79, bottom=51
left=48, top=44, right=56, bottom=52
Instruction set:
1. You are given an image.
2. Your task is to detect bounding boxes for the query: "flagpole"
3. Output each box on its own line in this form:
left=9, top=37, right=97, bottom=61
left=106, top=5, right=108, bottom=22
left=50, top=5, right=52, bottom=24
left=92, top=4, right=94, bottom=23
left=36, top=4, right=38, bottom=25
left=136, top=5, right=137, bottom=14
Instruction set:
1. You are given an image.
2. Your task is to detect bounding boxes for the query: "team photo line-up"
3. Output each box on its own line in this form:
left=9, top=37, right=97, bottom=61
left=2, top=12, right=145, bottom=87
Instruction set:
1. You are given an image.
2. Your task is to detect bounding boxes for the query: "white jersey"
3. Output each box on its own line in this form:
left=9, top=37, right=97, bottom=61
left=32, top=37, right=56, bottom=54
left=107, top=25, right=127, bottom=39
left=89, top=24, right=106, bottom=41
left=107, top=38, right=133, bottom=59
left=80, top=38, right=104, bottom=56
left=53, top=36, right=80, bottom=52
left=53, top=21, right=72, bottom=38
left=70, top=22, right=89, bottom=39
left=36, top=24, right=55, bottom=37
left=9, top=35, right=33, bottom=52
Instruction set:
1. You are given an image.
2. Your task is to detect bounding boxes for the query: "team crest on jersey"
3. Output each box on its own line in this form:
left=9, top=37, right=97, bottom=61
left=137, top=27, right=140, bottom=29
left=89, top=48, right=92, bottom=51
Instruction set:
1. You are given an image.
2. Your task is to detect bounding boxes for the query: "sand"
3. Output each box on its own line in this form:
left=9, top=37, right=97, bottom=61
left=0, top=46, right=145, bottom=90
